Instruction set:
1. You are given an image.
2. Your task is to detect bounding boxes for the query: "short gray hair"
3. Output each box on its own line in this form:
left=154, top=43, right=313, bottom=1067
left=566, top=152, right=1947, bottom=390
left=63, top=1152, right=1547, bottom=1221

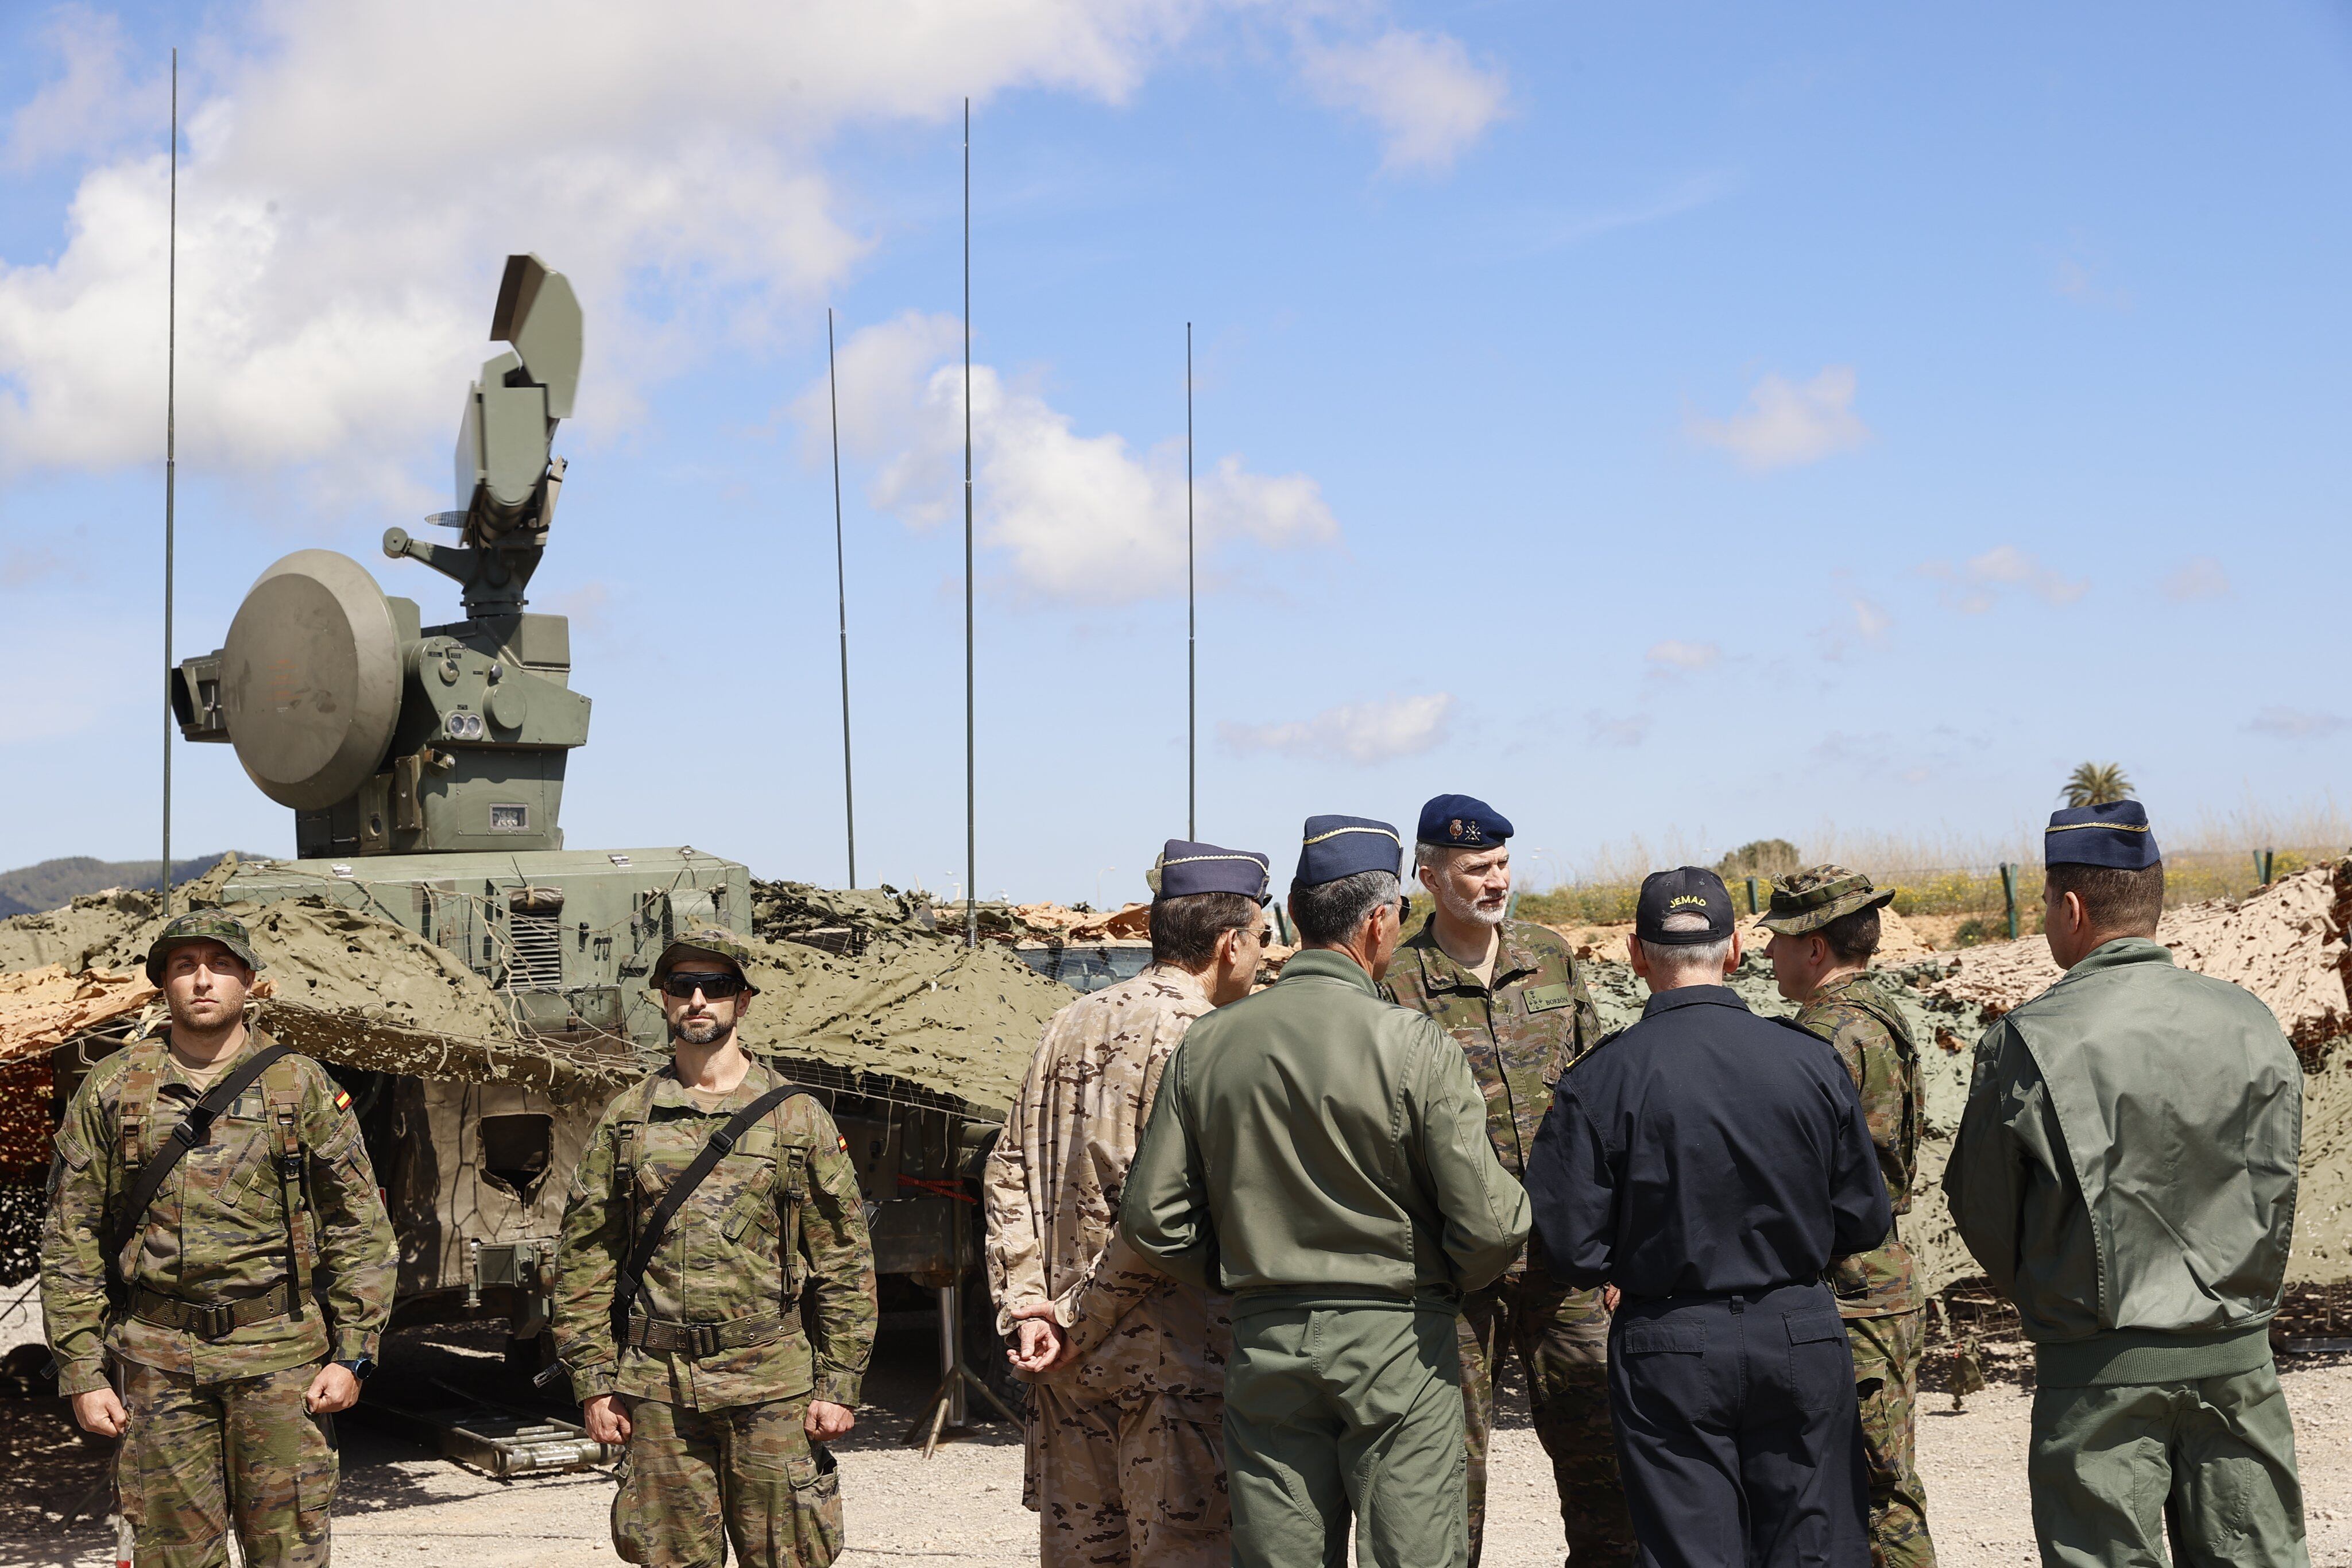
left=1414, top=839, right=1448, bottom=872
left=1639, top=911, right=1731, bottom=975
left=1291, top=870, right=1400, bottom=947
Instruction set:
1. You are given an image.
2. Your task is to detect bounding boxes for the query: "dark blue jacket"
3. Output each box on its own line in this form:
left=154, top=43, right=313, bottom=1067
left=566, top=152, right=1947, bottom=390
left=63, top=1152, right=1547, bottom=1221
left=1527, top=984, right=1891, bottom=1300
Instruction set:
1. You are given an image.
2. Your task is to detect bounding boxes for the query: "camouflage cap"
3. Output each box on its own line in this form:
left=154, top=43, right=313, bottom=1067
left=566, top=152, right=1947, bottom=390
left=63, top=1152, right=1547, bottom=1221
left=650, top=926, right=760, bottom=993
left=144, top=911, right=266, bottom=986
left=1754, top=865, right=1895, bottom=936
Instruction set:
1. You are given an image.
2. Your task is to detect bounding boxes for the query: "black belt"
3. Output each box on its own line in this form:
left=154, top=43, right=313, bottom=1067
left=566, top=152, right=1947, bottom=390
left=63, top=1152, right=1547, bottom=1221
left=130, top=1281, right=293, bottom=1341
left=626, top=1311, right=787, bottom=1358
left=1622, top=1279, right=1827, bottom=1309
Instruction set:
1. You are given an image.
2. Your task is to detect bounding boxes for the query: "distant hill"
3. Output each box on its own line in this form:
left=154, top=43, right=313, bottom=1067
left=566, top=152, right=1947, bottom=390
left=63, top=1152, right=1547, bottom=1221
left=0, top=854, right=253, bottom=918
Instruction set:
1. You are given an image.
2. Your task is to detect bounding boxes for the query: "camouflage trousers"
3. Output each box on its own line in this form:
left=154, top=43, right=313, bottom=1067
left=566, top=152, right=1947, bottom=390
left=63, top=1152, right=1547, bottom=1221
left=117, top=1358, right=336, bottom=1568
left=1847, top=1311, right=1936, bottom=1568
left=612, top=1395, right=844, bottom=1568
left=1459, top=1268, right=1634, bottom=1566
left=1024, top=1380, right=1229, bottom=1567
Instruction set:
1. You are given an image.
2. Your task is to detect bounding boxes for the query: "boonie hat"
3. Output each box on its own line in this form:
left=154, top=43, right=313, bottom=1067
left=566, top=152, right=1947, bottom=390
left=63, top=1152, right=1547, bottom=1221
left=145, top=912, right=265, bottom=986
left=1294, top=815, right=1403, bottom=888
left=651, top=926, right=761, bottom=994
left=1635, top=868, right=1735, bottom=946
left=1415, top=795, right=1514, bottom=850
left=1155, top=839, right=1273, bottom=904
left=2044, top=800, right=2161, bottom=870
left=1755, top=865, right=1895, bottom=936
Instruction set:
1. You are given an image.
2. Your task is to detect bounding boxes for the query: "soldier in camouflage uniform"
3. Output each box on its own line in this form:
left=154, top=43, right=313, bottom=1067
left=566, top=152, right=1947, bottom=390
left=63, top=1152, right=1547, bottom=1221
left=1384, top=796, right=1634, bottom=1567
left=554, top=927, right=877, bottom=1568
left=982, top=838, right=1272, bottom=1568
left=42, top=912, right=397, bottom=1568
left=1760, top=868, right=1936, bottom=1568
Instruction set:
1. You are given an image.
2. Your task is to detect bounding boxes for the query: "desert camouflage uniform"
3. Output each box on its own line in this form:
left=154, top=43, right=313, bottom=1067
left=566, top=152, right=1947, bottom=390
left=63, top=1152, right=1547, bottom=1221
left=983, top=964, right=1232, bottom=1568
left=1383, top=916, right=1634, bottom=1567
left=1797, top=968, right=1935, bottom=1568
left=42, top=1025, right=397, bottom=1568
left=554, top=1058, right=877, bottom=1568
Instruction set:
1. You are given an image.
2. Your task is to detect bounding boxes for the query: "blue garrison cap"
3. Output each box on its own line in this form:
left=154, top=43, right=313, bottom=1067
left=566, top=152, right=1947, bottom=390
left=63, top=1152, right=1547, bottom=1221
left=2045, top=800, right=2161, bottom=870
left=1294, top=815, right=1403, bottom=888
left=1156, top=839, right=1272, bottom=904
left=1417, top=794, right=1513, bottom=850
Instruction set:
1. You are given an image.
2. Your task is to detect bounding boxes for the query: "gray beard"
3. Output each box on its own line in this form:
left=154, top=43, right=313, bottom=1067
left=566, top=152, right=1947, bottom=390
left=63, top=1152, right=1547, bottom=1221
left=1438, top=885, right=1507, bottom=929
left=670, top=1016, right=728, bottom=1047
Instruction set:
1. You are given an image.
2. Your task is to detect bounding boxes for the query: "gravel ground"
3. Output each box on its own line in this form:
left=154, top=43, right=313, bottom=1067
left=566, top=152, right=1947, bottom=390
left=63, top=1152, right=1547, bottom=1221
left=6, top=1329, right=2352, bottom=1567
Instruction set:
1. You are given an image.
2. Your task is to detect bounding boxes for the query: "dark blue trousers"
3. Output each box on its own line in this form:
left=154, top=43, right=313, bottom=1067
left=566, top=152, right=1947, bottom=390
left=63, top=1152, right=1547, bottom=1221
left=1607, top=1280, right=1869, bottom=1568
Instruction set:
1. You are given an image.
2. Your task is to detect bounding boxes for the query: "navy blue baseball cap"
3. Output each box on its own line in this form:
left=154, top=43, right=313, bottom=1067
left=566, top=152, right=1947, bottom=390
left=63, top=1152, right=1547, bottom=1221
left=1294, top=815, right=1403, bottom=888
left=1417, top=794, right=1514, bottom=850
left=2044, top=800, right=2161, bottom=870
left=1155, top=839, right=1272, bottom=904
left=1635, top=867, right=1735, bottom=945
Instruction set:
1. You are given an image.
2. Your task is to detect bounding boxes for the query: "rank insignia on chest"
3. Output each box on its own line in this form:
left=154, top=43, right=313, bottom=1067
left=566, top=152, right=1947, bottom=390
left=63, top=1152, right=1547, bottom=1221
left=1523, top=985, right=1576, bottom=1014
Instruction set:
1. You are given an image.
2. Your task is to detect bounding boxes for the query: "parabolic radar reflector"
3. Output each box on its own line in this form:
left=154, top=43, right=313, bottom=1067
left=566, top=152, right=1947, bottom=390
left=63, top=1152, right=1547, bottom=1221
left=220, top=549, right=403, bottom=811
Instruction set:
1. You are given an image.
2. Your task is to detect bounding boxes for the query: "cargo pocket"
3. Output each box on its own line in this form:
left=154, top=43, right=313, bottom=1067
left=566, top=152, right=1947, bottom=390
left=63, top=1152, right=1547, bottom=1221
left=1146, top=1394, right=1231, bottom=1541
left=295, top=1406, right=339, bottom=1550
left=1787, top=1314, right=1851, bottom=1412
left=791, top=1443, right=845, bottom=1566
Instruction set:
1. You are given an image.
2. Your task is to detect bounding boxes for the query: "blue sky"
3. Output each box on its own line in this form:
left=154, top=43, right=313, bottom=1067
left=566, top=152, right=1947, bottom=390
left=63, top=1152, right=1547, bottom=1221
left=1, top=2, right=2346, bottom=900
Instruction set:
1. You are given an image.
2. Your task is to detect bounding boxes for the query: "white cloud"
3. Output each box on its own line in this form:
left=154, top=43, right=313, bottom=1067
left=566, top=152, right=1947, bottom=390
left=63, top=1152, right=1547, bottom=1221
left=2247, top=708, right=2348, bottom=741
left=1645, top=639, right=1720, bottom=672
left=801, top=312, right=1337, bottom=602
left=1585, top=711, right=1650, bottom=748
left=1688, top=365, right=1869, bottom=473
left=0, top=2, right=1492, bottom=487
left=1851, top=597, right=1891, bottom=639
left=2162, top=555, right=2230, bottom=602
left=1921, top=544, right=2086, bottom=613
left=1297, top=28, right=1508, bottom=175
left=1220, top=693, right=1453, bottom=765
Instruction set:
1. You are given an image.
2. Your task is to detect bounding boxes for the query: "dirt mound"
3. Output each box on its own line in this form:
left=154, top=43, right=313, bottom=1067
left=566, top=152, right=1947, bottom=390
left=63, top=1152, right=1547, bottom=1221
left=1918, top=865, right=2352, bottom=1064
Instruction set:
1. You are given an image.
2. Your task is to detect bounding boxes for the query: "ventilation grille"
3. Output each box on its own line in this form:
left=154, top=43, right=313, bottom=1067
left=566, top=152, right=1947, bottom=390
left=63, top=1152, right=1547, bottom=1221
left=508, top=911, right=565, bottom=991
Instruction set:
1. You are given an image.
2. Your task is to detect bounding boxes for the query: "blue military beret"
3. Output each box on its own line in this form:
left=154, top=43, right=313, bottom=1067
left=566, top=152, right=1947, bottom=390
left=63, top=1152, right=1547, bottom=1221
left=1294, top=815, right=1403, bottom=888
left=1156, top=839, right=1272, bottom=904
left=2045, top=800, right=2161, bottom=870
left=1417, top=793, right=1513, bottom=850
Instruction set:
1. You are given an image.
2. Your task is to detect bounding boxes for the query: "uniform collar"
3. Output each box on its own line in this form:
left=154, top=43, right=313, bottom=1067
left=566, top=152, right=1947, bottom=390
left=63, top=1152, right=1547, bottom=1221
left=1139, top=962, right=1211, bottom=1007
left=1811, top=969, right=1875, bottom=1005
left=651, top=1054, right=779, bottom=1111
left=1639, top=984, right=1750, bottom=1019
left=1401, top=914, right=1538, bottom=994
left=2060, top=934, right=2175, bottom=981
left=1280, top=948, right=1380, bottom=997
left=154, top=1026, right=271, bottom=1090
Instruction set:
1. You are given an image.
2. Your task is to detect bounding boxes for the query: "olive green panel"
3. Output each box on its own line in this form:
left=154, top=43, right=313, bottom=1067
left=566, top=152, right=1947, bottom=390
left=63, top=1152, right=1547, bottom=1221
left=220, top=549, right=403, bottom=811
left=490, top=254, right=582, bottom=420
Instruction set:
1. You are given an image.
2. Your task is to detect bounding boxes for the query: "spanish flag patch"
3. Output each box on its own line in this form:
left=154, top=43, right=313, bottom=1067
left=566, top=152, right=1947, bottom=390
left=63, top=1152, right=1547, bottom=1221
left=332, top=1089, right=353, bottom=1113
left=837, top=1135, right=848, bottom=1153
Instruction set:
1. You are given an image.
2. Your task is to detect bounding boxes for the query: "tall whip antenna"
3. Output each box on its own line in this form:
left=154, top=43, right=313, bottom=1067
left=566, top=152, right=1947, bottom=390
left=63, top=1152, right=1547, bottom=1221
left=827, top=308, right=857, bottom=888
left=962, top=98, right=977, bottom=949
left=1186, top=323, right=1195, bottom=842
left=161, top=48, right=179, bottom=916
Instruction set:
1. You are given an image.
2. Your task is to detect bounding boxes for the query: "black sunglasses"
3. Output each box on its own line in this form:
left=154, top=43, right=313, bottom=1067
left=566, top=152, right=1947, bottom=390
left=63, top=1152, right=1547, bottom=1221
left=660, top=971, right=748, bottom=1000
left=1397, top=895, right=1413, bottom=923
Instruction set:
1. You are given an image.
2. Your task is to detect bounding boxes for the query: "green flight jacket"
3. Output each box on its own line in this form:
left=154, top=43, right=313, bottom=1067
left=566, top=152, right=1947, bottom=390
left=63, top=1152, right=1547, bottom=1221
left=1943, top=938, right=2301, bottom=1386
left=1118, top=948, right=1531, bottom=1304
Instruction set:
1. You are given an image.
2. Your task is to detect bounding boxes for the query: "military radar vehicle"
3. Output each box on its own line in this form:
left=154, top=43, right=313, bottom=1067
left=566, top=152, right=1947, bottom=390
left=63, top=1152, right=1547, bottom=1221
left=57, top=257, right=1030, bottom=1427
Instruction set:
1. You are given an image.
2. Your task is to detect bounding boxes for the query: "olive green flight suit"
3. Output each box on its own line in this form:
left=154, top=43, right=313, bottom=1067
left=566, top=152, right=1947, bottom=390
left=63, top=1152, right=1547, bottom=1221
left=1121, top=948, right=1531, bottom=1568
left=554, top=1059, right=879, bottom=1568
left=1384, top=916, right=1632, bottom=1566
left=1945, top=939, right=2307, bottom=1568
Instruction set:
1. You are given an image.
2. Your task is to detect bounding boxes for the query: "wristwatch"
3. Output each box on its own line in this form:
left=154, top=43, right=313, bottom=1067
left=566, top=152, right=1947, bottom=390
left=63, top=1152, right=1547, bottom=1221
left=336, top=1357, right=376, bottom=1383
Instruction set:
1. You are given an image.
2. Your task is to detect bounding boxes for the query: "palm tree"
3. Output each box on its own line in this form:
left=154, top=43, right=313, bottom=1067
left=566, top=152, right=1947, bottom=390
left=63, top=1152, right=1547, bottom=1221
left=2063, top=762, right=2132, bottom=807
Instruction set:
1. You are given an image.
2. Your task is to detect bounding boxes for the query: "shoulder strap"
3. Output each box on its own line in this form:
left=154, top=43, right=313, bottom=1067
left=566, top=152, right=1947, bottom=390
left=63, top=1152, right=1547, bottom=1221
left=612, top=1081, right=807, bottom=1342
left=106, top=1043, right=293, bottom=1295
